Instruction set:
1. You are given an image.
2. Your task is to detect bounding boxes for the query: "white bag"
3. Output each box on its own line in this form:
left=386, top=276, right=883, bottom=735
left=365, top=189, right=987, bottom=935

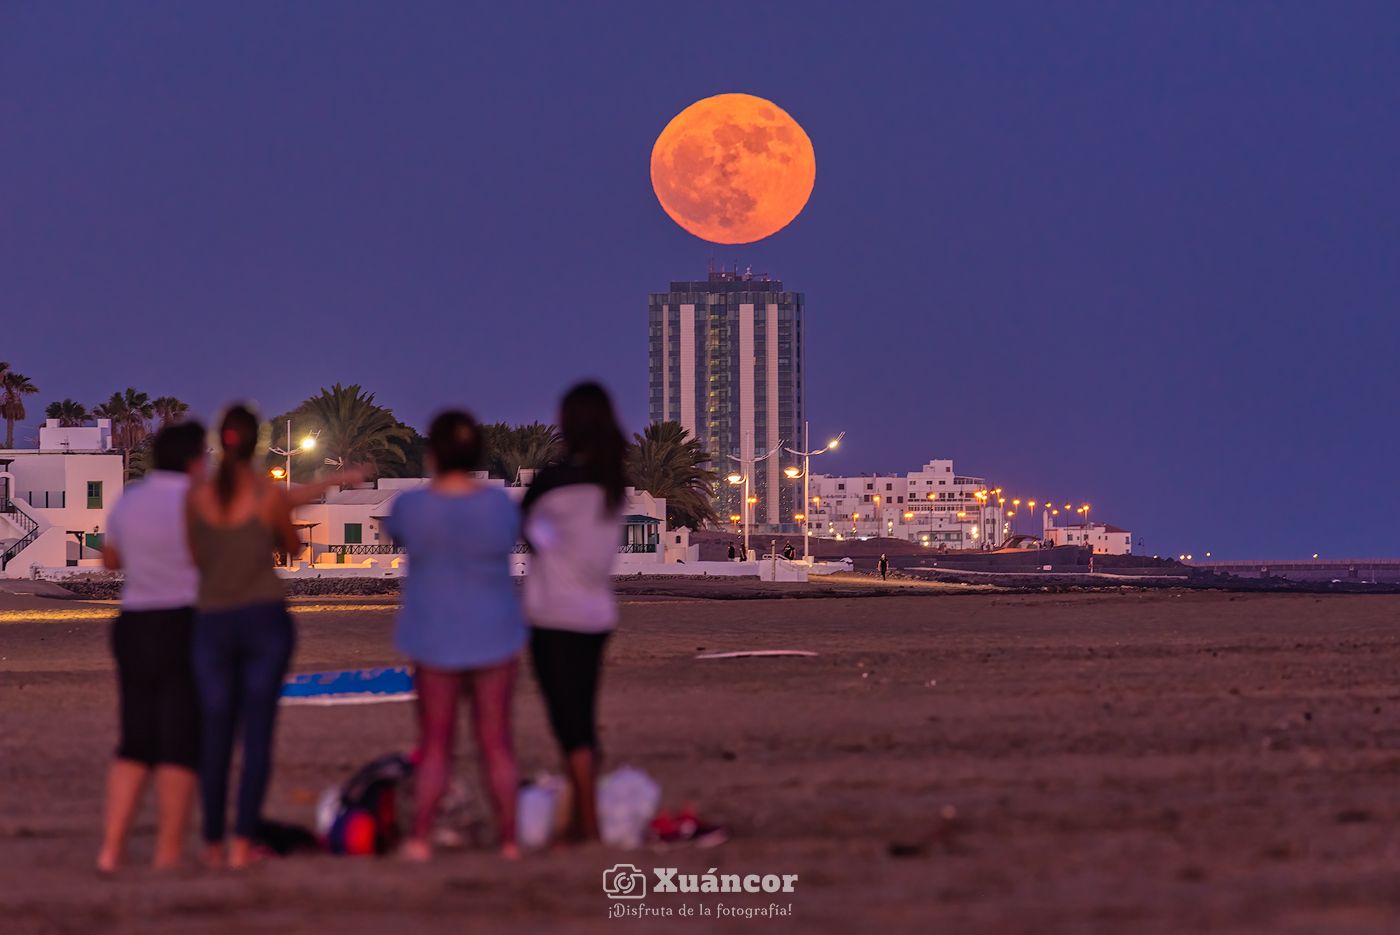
left=516, top=773, right=567, bottom=850
left=597, top=766, right=661, bottom=849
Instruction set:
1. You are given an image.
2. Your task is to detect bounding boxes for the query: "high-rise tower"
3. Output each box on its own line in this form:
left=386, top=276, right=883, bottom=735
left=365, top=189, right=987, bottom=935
left=648, top=269, right=805, bottom=527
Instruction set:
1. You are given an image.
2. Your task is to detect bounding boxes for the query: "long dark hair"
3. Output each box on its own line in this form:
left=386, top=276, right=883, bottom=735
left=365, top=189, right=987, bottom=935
left=216, top=404, right=260, bottom=511
left=559, top=382, right=626, bottom=511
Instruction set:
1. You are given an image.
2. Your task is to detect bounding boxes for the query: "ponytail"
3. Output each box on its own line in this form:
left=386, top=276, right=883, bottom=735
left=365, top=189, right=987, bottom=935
left=215, top=405, right=260, bottom=512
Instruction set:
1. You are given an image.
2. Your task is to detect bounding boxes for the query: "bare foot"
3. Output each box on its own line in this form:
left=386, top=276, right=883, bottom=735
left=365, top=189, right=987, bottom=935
left=96, top=848, right=121, bottom=875
left=228, top=838, right=263, bottom=870
left=399, top=838, right=432, bottom=862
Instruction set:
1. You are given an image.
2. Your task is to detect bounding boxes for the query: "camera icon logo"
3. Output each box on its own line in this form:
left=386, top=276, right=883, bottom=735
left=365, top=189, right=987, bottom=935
left=602, top=863, right=648, bottom=900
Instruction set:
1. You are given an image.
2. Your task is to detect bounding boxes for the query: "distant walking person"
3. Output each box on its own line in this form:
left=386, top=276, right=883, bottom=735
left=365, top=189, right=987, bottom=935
left=783, top=542, right=795, bottom=561
left=727, top=544, right=737, bottom=562
left=186, top=405, right=307, bottom=869
left=522, top=382, right=627, bottom=842
left=386, top=410, right=526, bottom=861
left=97, top=422, right=207, bottom=873
left=878, top=553, right=889, bottom=580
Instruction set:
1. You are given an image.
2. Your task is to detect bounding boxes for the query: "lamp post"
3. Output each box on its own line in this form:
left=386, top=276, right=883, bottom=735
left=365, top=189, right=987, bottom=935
left=783, top=423, right=844, bottom=563
left=727, top=438, right=784, bottom=558
left=269, top=420, right=318, bottom=491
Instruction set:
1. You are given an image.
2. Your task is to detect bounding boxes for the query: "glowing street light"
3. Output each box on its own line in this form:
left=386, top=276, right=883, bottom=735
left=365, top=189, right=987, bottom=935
left=269, top=420, right=320, bottom=491
left=784, top=424, right=845, bottom=562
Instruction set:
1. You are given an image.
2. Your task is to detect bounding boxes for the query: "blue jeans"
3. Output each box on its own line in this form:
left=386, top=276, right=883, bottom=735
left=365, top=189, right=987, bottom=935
left=193, top=601, right=294, bottom=843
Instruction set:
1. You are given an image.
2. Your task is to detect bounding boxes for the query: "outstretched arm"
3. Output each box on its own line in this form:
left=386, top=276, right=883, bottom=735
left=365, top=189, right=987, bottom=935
left=282, top=465, right=371, bottom=508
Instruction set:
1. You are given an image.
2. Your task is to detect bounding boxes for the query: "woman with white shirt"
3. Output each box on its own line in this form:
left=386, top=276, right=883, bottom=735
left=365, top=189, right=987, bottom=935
left=97, top=421, right=207, bottom=872
left=521, top=382, right=627, bottom=842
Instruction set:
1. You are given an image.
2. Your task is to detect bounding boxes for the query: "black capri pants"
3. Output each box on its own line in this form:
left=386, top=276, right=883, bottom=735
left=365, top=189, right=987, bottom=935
left=111, top=607, right=201, bottom=770
left=529, top=627, right=610, bottom=753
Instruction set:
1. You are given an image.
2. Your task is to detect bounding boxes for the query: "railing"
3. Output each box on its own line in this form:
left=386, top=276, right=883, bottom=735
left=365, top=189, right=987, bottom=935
left=326, top=544, right=403, bottom=556
left=1, top=497, right=41, bottom=571
left=335, top=541, right=662, bottom=560
left=21, top=490, right=66, bottom=509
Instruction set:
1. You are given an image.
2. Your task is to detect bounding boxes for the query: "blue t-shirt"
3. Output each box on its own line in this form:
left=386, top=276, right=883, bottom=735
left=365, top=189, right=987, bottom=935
left=386, top=487, right=526, bottom=670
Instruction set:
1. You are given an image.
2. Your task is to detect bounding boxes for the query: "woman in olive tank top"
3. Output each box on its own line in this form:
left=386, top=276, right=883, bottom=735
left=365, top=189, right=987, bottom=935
left=185, top=404, right=307, bottom=869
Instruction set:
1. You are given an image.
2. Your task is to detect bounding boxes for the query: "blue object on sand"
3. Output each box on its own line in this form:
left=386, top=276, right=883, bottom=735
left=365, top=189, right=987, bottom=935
left=281, top=667, right=415, bottom=705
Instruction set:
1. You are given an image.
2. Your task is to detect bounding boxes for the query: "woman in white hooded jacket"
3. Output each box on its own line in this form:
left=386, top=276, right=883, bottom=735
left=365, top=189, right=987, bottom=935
left=521, top=382, right=627, bottom=842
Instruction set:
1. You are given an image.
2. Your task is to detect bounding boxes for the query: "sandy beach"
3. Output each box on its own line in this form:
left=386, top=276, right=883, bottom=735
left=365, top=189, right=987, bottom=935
left=3, top=585, right=1399, bottom=933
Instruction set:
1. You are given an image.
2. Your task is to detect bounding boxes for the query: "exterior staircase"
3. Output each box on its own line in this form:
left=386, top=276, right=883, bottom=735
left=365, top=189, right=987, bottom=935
left=0, top=494, right=41, bottom=573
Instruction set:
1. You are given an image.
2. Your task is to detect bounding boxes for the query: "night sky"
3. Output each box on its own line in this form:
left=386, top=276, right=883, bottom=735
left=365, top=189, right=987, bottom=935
left=4, top=2, right=1399, bottom=559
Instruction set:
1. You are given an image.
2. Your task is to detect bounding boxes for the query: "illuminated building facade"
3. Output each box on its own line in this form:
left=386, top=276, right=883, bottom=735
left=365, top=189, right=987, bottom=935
left=648, top=269, right=805, bottom=527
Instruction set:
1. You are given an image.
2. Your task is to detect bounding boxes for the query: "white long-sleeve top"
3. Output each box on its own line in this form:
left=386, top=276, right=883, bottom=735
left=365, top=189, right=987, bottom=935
left=521, top=464, right=623, bottom=633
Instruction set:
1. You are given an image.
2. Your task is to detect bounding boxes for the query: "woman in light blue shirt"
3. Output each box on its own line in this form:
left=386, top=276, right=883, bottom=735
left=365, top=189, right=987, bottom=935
left=385, top=410, right=526, bottom=860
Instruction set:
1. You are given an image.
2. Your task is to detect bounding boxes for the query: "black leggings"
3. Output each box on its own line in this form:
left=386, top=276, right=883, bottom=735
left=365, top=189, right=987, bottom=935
left=111, top=608, right=200, bottom=769
left=529, top=628, right=609, bottom=753
left=192, top=602, right=294, bottom=843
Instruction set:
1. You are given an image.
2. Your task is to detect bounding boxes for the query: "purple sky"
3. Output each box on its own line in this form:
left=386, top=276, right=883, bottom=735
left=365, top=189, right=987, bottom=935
left=4, top=2, right=1399, bottom=559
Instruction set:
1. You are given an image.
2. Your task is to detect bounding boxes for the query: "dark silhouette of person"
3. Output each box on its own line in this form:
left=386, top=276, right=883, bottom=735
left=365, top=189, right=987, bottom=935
left=878, top=553, right=889, bottom=580
left=728, top=544, right=736, bottom=561
left=783, top=543, right=795, bottom=560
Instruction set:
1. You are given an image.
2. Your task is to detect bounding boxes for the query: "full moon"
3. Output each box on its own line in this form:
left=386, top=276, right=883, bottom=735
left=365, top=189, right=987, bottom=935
left=651, top=93, right=816, bottom=245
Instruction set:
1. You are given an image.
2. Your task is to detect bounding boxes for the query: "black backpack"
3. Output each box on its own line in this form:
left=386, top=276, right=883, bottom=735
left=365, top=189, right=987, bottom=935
left=322, top=752, right=415, bottom=856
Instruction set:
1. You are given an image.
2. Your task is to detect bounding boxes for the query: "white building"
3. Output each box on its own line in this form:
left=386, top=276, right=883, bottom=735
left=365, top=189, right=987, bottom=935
left=289, top=478, right=694, bottom=574
left=1042, top=522, right=1133, bottom=555
left=1, top=419, right=125, bottom=576
left=806, top=459, right=1007, bottom=548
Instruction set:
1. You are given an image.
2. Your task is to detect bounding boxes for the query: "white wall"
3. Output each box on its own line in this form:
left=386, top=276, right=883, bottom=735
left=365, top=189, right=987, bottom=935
left=1, top=451, right=123, bottom=575
left=1043, top=524, right=1133, bottom=555
left=38, top=418, right=113, bottom=452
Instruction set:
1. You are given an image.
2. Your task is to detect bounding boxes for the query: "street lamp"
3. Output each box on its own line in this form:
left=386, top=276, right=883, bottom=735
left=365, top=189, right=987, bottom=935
left=269, top=420, right=319, bottom=491
left=784, top=424, right=845, bottom=562
left=727, top=439, right=783, bottom=556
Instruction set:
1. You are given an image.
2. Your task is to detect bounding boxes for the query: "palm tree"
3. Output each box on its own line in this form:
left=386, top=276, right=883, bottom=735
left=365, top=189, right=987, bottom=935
left=626, top=421, right=719, bottom=530
left=152, top=396, right=190, bottom=427
left=271, top=384, right=412, bottom=481
left=124, top=438, right=153, bottom=480
left=45, top=399, right=90, bottom=427
left=0, top=363, right=40, bottom=449
left=481, top=421, right=563, bottom=483
left=93, top=388, right=154, bottom=449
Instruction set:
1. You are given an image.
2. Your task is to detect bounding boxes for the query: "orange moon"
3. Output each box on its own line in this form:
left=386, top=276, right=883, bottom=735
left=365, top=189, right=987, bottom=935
left=651, top=93, right=816, bottom=245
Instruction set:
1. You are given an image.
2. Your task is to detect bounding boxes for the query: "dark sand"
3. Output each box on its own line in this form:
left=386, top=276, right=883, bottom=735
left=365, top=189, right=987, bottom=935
left=3, top=588, right=1400, bottom=933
